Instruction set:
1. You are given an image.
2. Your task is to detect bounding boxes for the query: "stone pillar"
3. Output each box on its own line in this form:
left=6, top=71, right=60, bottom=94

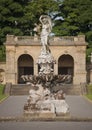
left=34, top=60, right=38, bottom=75
left=73, top=58, right=87, bottom=85
left=14, top=58, right=18, bottom=84
left=88, top=54, right=92, bottom=83
left=73, top=57, right=87, bottom=85
left=73, top=47, right=87, bottom=85
left=6, top=47, right=16, bottom=84
left=90, top=69, right=92, bottom=84
left=54, top=63, right=58, bottom=75
left=73, top=71, right=87, bottom=85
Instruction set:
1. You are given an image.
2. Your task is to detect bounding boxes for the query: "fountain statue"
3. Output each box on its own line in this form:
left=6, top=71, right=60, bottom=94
left=23, top=15, right=70, bottom=118
left=37, top=15, right=55, bottom=75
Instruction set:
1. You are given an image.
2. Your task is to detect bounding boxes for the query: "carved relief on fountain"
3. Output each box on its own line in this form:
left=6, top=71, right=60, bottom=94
left=24, top=84, right=69, bottom=116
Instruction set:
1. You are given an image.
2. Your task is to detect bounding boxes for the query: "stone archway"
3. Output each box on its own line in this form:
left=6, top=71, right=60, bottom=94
left=18, top=54, right=34, bottom=84
left=58, top=54, right=74, bottom=83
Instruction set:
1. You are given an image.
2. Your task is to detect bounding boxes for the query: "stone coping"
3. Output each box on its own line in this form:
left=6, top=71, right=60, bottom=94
left=4, top=35, right=87, bottom=46
left=0, top=116, right=92, bottom=122
left=5, top=41, right=86, bottom=46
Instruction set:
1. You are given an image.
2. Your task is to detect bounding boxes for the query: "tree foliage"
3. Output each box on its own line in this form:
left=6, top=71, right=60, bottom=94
left=0, top=0, right=29, bottom=60
left=0, top=0, right=59, bottom=45
left=24, top=0, right=59, bottom=35
left=55, top=0, right=92, bottom=62
left=0, top=0, right=92, bottom=50
left=0, top=0, right=29, bottom=44
left=53, top=0, right=92, bottom=37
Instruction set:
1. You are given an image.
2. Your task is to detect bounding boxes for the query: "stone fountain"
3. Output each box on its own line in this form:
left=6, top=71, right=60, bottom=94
left=23, top=15, right=70, bottom=118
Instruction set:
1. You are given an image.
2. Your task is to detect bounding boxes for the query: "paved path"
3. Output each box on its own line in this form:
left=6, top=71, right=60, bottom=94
left=0, top=96, right=92, bottom=118
left=0, top=122, right=92, bottom=130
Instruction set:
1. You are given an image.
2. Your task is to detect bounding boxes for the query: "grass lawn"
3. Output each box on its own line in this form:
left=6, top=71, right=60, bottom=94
left=86, top=94, right=92, bottom=100
left=86, top=84, right=92, bottom=100
left=0, top=84, right=7, bottom=101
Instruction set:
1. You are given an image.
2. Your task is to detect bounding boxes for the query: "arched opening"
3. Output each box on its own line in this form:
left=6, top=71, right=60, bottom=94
left=18, top=54, right=34, bottom=84
left=58, top=54, right=74, bottom=83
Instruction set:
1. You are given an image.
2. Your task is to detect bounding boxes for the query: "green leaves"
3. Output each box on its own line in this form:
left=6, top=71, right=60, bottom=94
left=0, top=0, right=59, bottom=45
left=0, top=0, right=26, bottom=44
left=0, top=0, right=92, bottom=47
left=55, top=0, right=92, bottom=36
left=24, top=0, right=59, bottom=23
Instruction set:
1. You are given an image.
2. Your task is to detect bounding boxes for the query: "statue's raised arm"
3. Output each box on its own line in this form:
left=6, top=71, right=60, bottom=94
left=39, top=15, right=52, bottom=33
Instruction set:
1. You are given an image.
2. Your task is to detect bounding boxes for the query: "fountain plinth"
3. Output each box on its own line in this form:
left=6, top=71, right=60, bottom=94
left=23, top=15, right=70, bottom=118
left=37, top=49, right=55, bottom=75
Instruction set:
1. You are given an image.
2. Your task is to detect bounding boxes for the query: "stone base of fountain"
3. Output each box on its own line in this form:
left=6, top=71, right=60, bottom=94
left=23, top=84, right=70, bottom=118
left=24, top=111, right=56, bottom=118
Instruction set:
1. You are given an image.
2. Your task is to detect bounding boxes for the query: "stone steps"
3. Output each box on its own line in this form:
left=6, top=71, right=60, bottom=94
left=9, top=84, right=82, bottom=95
left=52, top=84, right=81, bottom=95
left=10, top=84, right=31, bottom=95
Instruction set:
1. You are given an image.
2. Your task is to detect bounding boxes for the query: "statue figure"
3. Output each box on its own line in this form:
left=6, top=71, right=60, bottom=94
left=39, top=15, right=52, bottom=54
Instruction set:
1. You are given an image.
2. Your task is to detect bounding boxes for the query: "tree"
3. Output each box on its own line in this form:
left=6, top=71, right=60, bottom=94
left=0, top=0, right=29, bottom=45
left=0, top=0, right=60, bottom=45
left=52, top=0, right=92, bottom=62
left=0, top=0, right=92, bottom=46
left=24, top=0, right=59, bottom=35
left=53, top=0, right=92, bottom=37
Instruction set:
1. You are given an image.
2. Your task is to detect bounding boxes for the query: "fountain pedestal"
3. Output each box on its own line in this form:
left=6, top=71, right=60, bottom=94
left=37, top=49, right=55, bottom=75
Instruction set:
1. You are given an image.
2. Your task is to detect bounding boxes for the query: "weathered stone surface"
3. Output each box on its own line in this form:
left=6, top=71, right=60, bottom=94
left=52, top=100, right=69, bottom=116
left=24, top=83, right=69, bottom=117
